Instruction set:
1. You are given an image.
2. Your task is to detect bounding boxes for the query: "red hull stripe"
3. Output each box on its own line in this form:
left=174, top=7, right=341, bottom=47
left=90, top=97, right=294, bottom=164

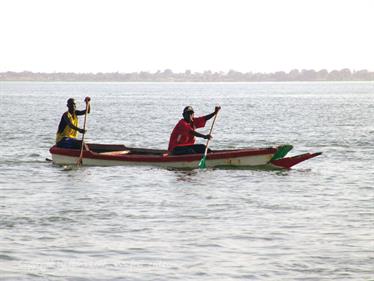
left=270, top=152, right=322, bottom=169
left=49, top=145, right=277, bottom=163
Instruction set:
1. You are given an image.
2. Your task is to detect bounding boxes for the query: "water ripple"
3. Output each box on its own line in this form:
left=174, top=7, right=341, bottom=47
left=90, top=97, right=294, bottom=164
left=0, top=82, right=373, bottom=280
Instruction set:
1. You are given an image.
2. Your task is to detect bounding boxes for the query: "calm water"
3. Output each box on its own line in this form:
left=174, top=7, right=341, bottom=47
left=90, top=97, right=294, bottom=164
left=0, top=82, right=373, bottom=280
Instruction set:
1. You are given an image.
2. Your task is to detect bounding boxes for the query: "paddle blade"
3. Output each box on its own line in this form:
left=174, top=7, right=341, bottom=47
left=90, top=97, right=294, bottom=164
left=198, top=155, right=207, bottom=169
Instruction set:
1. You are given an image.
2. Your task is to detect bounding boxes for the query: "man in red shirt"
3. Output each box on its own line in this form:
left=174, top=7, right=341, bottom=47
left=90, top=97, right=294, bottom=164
left=168, top=105, right=221, bottom=155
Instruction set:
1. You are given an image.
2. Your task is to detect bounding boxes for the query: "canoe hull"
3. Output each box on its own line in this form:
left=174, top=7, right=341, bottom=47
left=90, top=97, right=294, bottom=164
left=49, top=143, right=321, bottom=169
left=51, top=152, right=274, bottom=168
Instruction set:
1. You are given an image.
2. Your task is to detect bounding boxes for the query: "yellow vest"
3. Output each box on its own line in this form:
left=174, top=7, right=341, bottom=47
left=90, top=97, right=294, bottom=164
left=56, top=112, right=78, bottom=143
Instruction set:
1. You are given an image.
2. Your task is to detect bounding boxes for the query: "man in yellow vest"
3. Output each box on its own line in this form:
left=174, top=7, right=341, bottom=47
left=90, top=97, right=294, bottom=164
left=56, top=97, right=91, bottom=149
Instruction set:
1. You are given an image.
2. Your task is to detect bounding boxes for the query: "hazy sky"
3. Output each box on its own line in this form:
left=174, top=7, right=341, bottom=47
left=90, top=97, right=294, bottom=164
left=1, top=0, right=373, bottom=73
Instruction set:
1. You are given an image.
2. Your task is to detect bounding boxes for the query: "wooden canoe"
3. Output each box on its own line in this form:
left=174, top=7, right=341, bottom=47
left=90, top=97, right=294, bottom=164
left=49, top=143, right=321, bottom=169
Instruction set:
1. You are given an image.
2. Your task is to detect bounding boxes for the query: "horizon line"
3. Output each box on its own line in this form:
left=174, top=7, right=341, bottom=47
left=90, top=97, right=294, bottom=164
left=1, top=68, right=374, bottom=74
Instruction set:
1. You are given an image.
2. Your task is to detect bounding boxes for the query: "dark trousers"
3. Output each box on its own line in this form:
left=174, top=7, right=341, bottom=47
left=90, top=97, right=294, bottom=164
left=56, top=137, right=82, bottom=149
left=171, top=144, right=211, bottom=155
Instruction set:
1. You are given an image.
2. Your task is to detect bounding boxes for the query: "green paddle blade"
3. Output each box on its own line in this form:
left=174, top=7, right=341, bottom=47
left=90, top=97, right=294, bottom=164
left=198, top=155, right=207, bottom=169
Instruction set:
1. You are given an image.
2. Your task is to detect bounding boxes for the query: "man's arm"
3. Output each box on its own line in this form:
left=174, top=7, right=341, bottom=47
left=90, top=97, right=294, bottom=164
left=191, top=130, right=212, bottom=140
left=76, top=97, right=91, bottom=115
left=62, top=113, right=86, bottom=134
left=204, top=106, right=221, bottom=121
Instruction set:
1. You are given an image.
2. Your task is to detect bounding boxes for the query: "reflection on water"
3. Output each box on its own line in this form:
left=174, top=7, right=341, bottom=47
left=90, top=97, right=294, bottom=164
left=169, top=169, right=200, bottom=183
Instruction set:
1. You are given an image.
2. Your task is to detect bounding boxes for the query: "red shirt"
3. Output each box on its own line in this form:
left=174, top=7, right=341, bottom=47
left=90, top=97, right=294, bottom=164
left=168, top=116, right=206, bottom=151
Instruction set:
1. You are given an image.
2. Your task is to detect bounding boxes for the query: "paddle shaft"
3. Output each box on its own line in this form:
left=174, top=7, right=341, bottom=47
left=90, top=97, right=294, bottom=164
left=77, top=101, right=89, bottom=165
left=202, top=111, right=218, bottom=157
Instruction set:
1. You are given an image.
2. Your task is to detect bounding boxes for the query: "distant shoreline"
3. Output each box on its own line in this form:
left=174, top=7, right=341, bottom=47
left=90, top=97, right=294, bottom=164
left=1, top=69, right=373, bottom=82
left=3, top=80, right=372, bottom=83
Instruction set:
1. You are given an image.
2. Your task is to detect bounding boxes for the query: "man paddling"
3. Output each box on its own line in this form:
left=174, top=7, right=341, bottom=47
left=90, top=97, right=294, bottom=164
left=168, top=105, right=221, bottom=155
left=56, top=97, right=91, bottom=149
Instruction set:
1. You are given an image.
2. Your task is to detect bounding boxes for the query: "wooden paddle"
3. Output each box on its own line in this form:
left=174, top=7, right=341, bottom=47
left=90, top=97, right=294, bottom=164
left=77, top=98, right=90, bottom=166
left=198, top=110, right=219, bottom=169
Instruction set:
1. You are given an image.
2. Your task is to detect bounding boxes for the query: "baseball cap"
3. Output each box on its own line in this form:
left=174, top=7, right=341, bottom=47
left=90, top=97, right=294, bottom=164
left=183, top=106, right=194, bottom=114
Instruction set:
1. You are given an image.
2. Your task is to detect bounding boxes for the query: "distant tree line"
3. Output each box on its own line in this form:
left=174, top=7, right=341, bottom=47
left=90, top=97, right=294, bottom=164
left=0, top=69, right=373, bottom=82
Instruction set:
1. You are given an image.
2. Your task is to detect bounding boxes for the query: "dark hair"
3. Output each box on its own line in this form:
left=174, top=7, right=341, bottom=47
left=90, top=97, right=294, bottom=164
left=67, top=98, right=75, bottom=106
